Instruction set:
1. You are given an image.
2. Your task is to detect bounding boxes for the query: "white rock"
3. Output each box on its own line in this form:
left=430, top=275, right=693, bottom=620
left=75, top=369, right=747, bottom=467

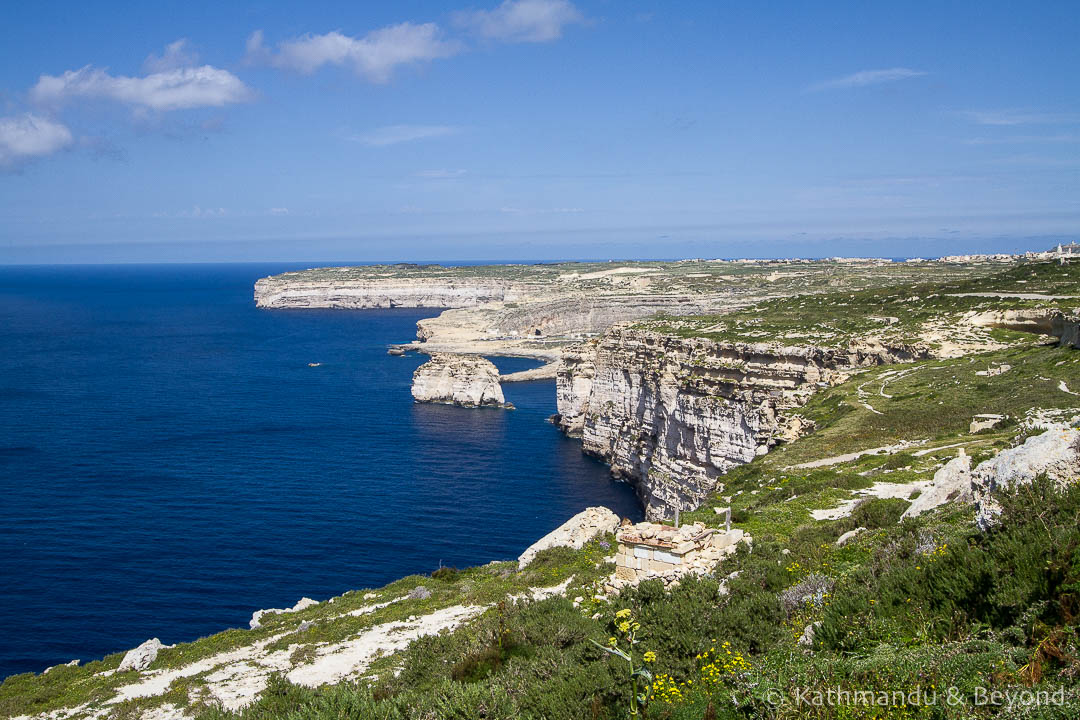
left=902, top=453, right=973, bottom=519
left=411, top=353, right=511, bottom=408
left=973, top=426, right=1080, bottom=530
left=43, top=659, right=79, bottom=674
left=835, top=527, right=865, bottom=546
left=555, top=329, right=926, bottom=519
left=970, top=414, right=1005, bottom=433
left=119, top=638, right=166, bottom=672
left=249, top=597, right=319, bottom=630
left=518, top=507, right=620, bottom=569
left=797, top=622, right=821, bottom=648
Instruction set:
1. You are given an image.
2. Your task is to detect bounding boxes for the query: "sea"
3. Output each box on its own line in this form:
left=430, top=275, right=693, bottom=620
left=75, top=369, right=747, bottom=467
left=0, top=263, right=642, bottom=680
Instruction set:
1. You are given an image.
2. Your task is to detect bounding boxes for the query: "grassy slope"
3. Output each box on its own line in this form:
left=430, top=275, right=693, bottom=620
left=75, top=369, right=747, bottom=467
left=639, top=260, right=1080, bottom=348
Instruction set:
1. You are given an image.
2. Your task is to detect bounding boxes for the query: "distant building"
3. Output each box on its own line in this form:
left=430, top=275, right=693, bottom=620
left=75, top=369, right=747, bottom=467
left=1054, top=243, right=1079, bottom=262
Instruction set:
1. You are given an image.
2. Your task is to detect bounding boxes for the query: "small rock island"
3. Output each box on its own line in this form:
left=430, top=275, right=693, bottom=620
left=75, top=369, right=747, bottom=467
left=411, top=353, right=513, bottom=409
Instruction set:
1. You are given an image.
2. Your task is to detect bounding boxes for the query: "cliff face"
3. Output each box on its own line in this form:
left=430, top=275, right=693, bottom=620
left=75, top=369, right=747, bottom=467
left=254, top=275, right=522, bottom=309
left=411, top=353, right=511, bottom=408
left=555, top=327, right=926, bottom=519
left=969, top=308, right=1080, bottom=349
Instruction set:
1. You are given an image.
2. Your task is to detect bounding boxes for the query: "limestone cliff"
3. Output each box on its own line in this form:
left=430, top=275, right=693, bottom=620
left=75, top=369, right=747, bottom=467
left=254, top=273, right=523, bottom=309
left=411, top=353, right=512, bottom=408
left=555, top=327, right=927, bottom=519
left=969, top=308, right=1080, bottom=349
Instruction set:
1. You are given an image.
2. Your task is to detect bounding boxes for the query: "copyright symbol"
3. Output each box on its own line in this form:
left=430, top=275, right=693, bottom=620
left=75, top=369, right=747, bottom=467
left=764, top=688, right=785, bottom=707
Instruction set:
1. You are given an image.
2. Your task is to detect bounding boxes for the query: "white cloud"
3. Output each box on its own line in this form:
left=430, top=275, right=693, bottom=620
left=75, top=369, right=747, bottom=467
left=455, top=0, right=585, bottom=43
left=31, top=65, right=253, bottom=111
left=143, top=39, right=200, bottom=73
left=963, top=110, right=1080, bottom=126
left=351, top=124, right=459, bottom=146
left=806, top=68, right=927, bottom=92
left=246, top=23, right=459, bottom=82
left=269, top=207, right=290, bottom=215
left=0, top=113, right=74, bottom=165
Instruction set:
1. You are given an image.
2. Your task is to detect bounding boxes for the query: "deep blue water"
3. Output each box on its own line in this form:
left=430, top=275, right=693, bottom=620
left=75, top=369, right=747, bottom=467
left=0, top=264, right=640, bottom=680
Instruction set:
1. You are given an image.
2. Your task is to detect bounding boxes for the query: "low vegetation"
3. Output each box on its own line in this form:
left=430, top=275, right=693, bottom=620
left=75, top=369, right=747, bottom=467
left=640, top=259, right=1080, bottom=349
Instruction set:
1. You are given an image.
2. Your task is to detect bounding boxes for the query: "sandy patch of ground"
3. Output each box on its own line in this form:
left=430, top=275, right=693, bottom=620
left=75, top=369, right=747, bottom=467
left=285, top=604, right=486, bottom=690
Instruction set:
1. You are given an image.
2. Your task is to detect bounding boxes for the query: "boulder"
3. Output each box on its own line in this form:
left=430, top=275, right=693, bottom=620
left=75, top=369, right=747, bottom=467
left=902, top=453, right=973, bottom=519
left=119, top=638, right=165, bottom=672
left=835, top=527, right=865, bottom=546
left=518, top=507, right=620, bottom=569
left=408, top=586, right=431, bottom=600
left=411, top=353, right=512, bottom=408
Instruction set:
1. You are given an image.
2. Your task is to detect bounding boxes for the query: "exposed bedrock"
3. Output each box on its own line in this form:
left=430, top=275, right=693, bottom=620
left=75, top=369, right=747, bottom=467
left=969, top=308, right=1080, bottom=349
left=254, top=275, right=523, bottom=309
left=414, top=294, right=725, bottom=343
left=555, top=327, right=928, bottom=519
left=411, top=353, right=512, bottom=409
left=517, top=506, right=620, bottom=569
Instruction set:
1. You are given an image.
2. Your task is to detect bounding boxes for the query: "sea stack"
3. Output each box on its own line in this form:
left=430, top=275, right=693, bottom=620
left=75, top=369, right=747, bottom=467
left=411, top=353, right=513, bottom=409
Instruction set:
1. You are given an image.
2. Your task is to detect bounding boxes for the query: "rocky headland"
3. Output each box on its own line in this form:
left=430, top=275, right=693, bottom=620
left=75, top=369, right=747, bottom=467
left=256, top=256, right=1078, bottom=520
left=554, top=327, right=928, bottom=518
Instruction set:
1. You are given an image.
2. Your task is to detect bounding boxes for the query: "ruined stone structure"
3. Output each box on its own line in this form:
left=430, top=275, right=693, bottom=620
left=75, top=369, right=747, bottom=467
left=609, top=521, right=749, bottom=591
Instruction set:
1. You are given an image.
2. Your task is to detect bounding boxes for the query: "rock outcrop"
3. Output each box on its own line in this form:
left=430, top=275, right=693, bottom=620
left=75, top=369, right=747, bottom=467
left=972, top=425, right=1080, bottom=530
left=255, top=273, right=521, bottom=309
left=902, top=453, right=973, bottom=519
left=969, top=308, right=1080, bottom=349
left=555, top=327, right=926, bottom=519
left=517, top=506, right=620, bottom=569
left=118, top=638, right=167, bottom=672
left=411, top=353, right=512, bottom=409
left=249, top=597, right=320, bottom=630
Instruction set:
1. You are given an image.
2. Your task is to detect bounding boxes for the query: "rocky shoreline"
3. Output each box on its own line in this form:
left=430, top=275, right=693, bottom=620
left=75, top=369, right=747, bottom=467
left=254, top=256, right=1078, bottom=521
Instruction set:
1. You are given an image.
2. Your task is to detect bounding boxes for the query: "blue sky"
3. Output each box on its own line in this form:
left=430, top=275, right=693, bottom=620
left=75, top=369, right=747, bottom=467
left=1, top=0, right=1077, bottom=262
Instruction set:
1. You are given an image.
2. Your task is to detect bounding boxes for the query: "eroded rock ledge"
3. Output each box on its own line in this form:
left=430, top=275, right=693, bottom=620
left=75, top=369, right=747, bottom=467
left=254, top=274, right=521, bottom=309
left=411, top=353, right=512, bottom=409
left=555, top=327, right=928, bottom=519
